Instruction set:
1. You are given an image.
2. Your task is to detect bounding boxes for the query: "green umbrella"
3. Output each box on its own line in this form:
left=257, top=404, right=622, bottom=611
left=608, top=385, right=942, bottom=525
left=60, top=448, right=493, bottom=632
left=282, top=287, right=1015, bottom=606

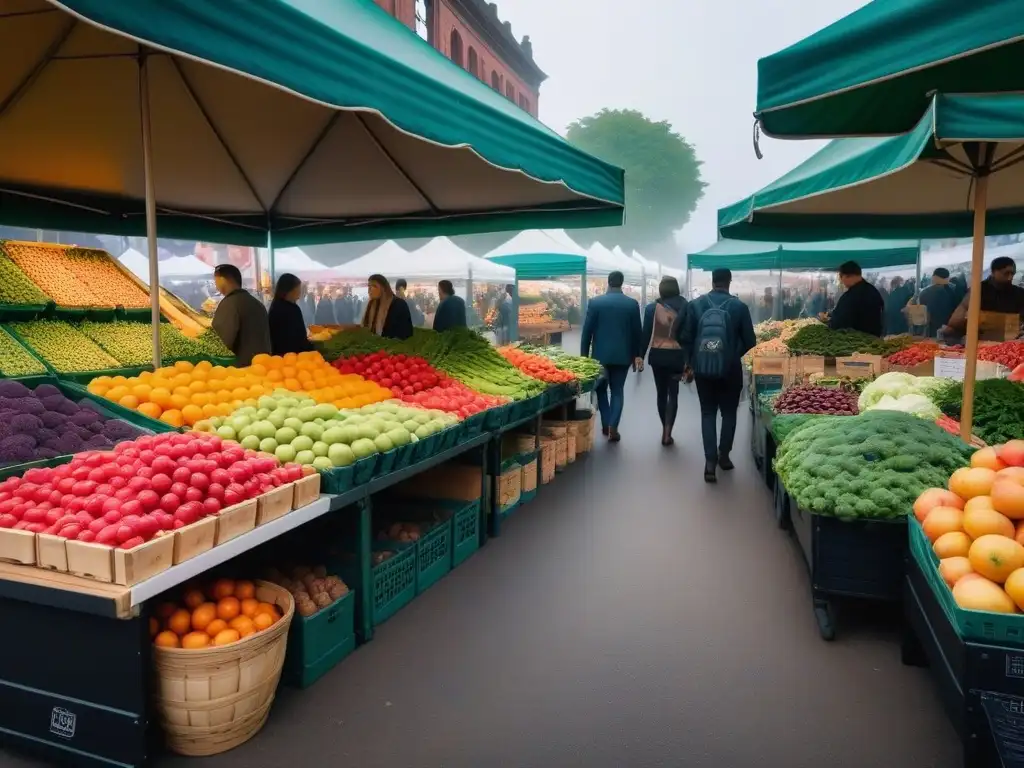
left=688, top=238, right=920, bottom=272
left=721, top=92, right=1024, bottom=440
left=755, top=0, right=1024, bottom=139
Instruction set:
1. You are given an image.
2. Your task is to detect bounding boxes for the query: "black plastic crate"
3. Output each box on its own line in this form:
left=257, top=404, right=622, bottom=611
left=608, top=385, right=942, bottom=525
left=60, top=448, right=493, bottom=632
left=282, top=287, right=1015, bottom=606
left=789, top=500, right=905, bottom=640
left=772, top=478, right=791, bottom=530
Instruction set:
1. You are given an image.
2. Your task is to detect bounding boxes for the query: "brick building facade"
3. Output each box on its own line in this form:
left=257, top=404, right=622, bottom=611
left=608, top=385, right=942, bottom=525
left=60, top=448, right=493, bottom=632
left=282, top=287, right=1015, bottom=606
left=374, top=0, right=545, bottom=117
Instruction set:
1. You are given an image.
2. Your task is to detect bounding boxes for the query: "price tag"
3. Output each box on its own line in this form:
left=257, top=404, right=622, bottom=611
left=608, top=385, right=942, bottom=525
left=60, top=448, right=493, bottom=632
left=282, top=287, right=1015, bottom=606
left=934, top=356, right=967, bottom=380
left=980, top=692, right=1024, bottom=767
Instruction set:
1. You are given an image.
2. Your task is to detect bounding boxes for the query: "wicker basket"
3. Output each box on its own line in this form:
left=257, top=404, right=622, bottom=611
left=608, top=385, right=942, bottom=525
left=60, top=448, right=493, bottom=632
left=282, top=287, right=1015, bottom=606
left=152, top=581, right=295, bottom=756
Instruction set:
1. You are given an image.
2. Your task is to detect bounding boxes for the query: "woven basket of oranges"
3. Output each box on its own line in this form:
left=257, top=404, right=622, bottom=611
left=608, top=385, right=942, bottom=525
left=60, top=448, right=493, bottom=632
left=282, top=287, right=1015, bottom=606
left=150, top=578, right=294, bottom=756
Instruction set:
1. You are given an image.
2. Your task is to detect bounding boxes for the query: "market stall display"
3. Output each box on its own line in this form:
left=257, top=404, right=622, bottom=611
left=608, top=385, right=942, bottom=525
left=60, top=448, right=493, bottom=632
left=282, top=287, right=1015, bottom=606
left=497, top=346, right=577, bottom=384
left=516, top=343, right=604, bottom=380
left=0, top=328, right=46, bottom=377
left=9, top=320, right=120, bottom=374
left=771, top=384, right=858, bottom=415
left=784, top=324, right=913, bottom=357
left=79, top=320, right=232, bottom=367
left=929, top=378, right=1024, bottom=447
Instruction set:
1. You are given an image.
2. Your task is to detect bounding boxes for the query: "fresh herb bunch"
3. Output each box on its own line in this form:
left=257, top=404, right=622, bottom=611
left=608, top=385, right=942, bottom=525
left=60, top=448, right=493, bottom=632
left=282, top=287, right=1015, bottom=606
left=929, top=378, right=1024, bottom=445
left=785, top=325, right=914, bottom=357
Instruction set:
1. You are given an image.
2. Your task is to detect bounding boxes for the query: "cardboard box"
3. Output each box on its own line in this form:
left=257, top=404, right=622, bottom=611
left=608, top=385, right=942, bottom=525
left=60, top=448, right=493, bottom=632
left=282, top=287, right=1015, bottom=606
left=933, top=355, right=1008, bottom=381
left=794, top=355, right=826, bottom=381
left=752, top=355, right=792, bottom=393
left=835, top=355, right=883, bottom=378
left=979, top=311, right=1020, bottom=342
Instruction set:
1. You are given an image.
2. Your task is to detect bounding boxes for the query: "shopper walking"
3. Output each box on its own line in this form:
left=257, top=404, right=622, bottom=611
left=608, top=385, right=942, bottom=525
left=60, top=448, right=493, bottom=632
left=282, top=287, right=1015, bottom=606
left=581, top=271, right=643, bottom=443
left=211, top=264, right=272, bottom=366
left=640, top=276, right=689, bottom=446
left=682, top=268, right=755, bottom=482
left=268, top=273, right=315, bottom=356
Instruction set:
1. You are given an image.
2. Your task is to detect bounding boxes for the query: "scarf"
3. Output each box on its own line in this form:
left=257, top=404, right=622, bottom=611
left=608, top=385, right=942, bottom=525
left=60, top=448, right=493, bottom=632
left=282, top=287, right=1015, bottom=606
left=361, top=293, right=393, bottom=336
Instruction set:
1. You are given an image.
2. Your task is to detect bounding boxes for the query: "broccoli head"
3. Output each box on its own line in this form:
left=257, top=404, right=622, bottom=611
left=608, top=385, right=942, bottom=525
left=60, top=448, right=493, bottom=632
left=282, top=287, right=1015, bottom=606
left=33, top=383, right=60, bottom=399
left=9, top=413, right=41, bottom=435
left=0, top=381, right=31, bottom=398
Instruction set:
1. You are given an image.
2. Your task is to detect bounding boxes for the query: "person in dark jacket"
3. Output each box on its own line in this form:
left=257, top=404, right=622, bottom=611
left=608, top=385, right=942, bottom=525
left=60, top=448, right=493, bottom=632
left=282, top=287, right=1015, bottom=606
left=829, top=260, right=884, bottom=336
left=211, top=264, right=272, bottom=366
left=884, top=276, right=913, bottom=335
left=268, top=273, right=314, bottom=356
left=299, top=284, right=315, bottom=326
left=682, top=268, right=756, bottom=483
left=313, top=288, right=336, bottom=325
left=640, top=277, right=689, bottom=446
left=361, top=274, right=413, bottom=340
left=918, top=268, right=959, bottom=337
left=433, top=280, right=467, bottom=332
left=581, top=271, right=643, bottom=443
left=943, top=256, right=1024, bottom=338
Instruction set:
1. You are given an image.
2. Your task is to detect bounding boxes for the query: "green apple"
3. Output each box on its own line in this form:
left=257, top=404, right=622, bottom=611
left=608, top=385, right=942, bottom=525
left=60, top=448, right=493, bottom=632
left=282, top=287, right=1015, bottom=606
left=402, top=420, right=420, bottom=433
left=275, top=426, right=298, bottom=444
left=291, top=435, right=314, bottom=453
left=256, top=408, right=271, bottom=420
left=374, top=434, right=394, bottom=453
left=350, top=438, right=377, bottom=459
left=253, top=420, right=276, bottom=440
left=312, top=441, right=329, bottom=458
left=238, top=425, right=255, bottom=440
left=295, top=450, right=316, bottom=465
left=322, top=426, right=346, bottom=445
left=275, top=444, right=297, bottom=463
left=312, top=456, right=333, bottom=471
left=240, top=434, right=261, bottom=450
left=357, top=424, right=379, bottom=441
left=327, top=442, right=356, bottom=466
left=300, top=422, right=323, bottom=441
left=313, top=403, right=338, bottom=420
left=267, top=410, right=287, bottom=429
left=415, top=424, right=433, bottom=439
left=259, top=437, right=278, bottom=454
left=283, top=417, right=304, bottom=432
left=387, top=428, right=410, bottom=447
left=297, top=406, right=318, bottom=422
left=216, top=425, right=236, bottom=440
left=257, top=396, right=278, bottom=410
left=338, top=425, right=360, bottom=444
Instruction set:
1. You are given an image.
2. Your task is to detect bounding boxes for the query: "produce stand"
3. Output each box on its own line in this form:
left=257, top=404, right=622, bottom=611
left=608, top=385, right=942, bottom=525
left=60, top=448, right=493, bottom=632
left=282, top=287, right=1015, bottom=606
left=0, top=383, right=583, bottom=768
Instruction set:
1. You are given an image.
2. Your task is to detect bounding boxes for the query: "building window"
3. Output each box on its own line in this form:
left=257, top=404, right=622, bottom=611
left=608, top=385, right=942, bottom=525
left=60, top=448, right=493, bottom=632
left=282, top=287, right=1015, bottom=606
left=518, top=94, right=530, bottom=112
left=450, top=29, right=463, bottom=67
left=490, top=70, right=500, bottom=91
left=467, top=46, right=478, bottom=77
left=505, top=83, right=515, bottom=101
left=415, top=0, right=430, bottom=43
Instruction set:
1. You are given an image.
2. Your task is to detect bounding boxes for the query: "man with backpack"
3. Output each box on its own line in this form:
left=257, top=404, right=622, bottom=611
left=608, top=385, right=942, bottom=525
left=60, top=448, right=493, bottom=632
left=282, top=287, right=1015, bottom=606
left=581, top=271, right=643, bottom=443
left=682, top=268, right=756, bottom=482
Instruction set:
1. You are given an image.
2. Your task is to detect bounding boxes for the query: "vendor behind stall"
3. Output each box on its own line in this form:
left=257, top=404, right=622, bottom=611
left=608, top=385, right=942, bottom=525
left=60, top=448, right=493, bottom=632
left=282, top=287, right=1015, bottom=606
left=362, top=274, right=413, bottom=340
left=433, top=280, right=467, bottom=332
left=268, top=273, right=314, bottom=356
left=941, top=256, right=1024, bottom=338
left=918, top=268, right=959, bottom=337
left=828, top=260, right=884, bottom=336
left=211, top=264, right=272, bottom=366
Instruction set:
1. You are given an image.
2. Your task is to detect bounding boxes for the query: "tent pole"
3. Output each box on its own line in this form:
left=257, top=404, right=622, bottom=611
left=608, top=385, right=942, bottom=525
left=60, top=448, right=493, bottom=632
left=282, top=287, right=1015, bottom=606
left=139, top=50, right=161, bottom=369
left=580, top=273, right=588, bottom=321
left=776, top=266, right=783, bottom=319
left=961, top=174, right=990, bottom=443
left=266, top=227, right=276, bottom=302
left=914, top=240, right=922, bottom=301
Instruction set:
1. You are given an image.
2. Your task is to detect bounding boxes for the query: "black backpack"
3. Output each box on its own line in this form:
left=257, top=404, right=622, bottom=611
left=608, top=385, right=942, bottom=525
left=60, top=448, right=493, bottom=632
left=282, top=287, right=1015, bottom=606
left=693, top=294, right=735, bottom=379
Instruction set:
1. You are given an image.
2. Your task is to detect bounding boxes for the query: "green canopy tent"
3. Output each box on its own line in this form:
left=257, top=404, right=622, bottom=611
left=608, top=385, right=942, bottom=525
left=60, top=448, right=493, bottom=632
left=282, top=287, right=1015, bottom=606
left=754, top=0, right=1024, bottom=139
left=0, top=0, right=625, bottom=362
left=719, top=92, right=1024, bottom=440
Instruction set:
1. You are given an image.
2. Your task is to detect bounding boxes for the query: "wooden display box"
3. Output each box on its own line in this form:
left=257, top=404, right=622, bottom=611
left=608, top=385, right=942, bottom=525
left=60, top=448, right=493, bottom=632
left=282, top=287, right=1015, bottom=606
left=0, top=529, right=36, bottom=565
left=36, top=533, right=68, bottom=572
left=256, top=484, right=293, bottom=526
left=752, top=355, right=793, bottom=393
left=172, top=517, right=218, bottom=565
left=836, top=354, right=883, bottom=378
left=65, top=533, right=175, bottom=586
left=215, top=498, right=258, bottom=544
left=292, top=473, right=321, bottom=509
left=979, top=311, right=1020, bottom=341
left=393, top=465, right=482, bottom=501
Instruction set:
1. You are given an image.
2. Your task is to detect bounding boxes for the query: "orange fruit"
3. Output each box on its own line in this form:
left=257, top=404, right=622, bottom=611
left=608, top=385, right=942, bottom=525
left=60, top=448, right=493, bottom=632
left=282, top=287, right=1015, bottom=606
left=154, top=630, right=180, bottom=648
left=174, top=360, right=194, bottom=373
left=212, top=629, right=241, bottom=646
left=181, top=404, right=204, bottom=426
left=254, top=602, right=277, bottom=618
left=149, top=617, right=160, bottom=637
left=181, top=631, right=211, bottom=649
left=210, top=578, right=235, bottom=600
left=234, top=580, right=256, bottom=600
left=160, top=409, right=184, bottom=428
left=229, top=616, right=255, bottom=637
left=190, top=603, right=217, bottom=631
left=156, top=601, right=178, bottom=619
left=252, top=612, right=274, bottom=631
left=240, top=598, right=259, bottom=618
left=118, top=394, right=140, bottom=409
left=132, top=384, right=152, bottom=401
left=216, top=597, right=241, bottom=621
left=204, top=619, right=228, bottom=638
left=149, top=388, right=172, bottom=408
left=167, top=609, right=192, bottom=636
left=138, top=401, right=162, bottom=419
left=183, top=589, right=206, bottom=610
left=169, top=393, right=189, bottom=410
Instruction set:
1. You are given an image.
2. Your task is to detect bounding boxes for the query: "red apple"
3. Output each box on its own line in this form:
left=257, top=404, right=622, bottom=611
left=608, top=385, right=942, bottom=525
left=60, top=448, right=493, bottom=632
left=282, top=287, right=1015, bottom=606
left=207, top=483, right=225, bottom=501
left=88, top=518, right=107, bottom=534
left=76, top=530, right=96, bottom=542
left=159, top=493, right=181, bottom=514
left=119, top=536, right=144, bottom=550
left=137, top=490, right=160, bottom=511
left=169, top=482, right=189, bottom=499
left=202, top=497, right=221, bottom=516
left=134, top=515, right=159, bottom=541
left=127, top=477, right=150, bottom=493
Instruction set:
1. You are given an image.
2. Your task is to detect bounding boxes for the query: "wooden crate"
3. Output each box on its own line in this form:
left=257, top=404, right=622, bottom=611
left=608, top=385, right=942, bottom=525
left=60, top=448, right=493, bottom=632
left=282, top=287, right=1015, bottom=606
left=216, top=499, right=258, bottom=544
left=292, top=474, right=321, bottom=509
left=521, top=458, right=538, bottom=494
left=36, top=533, right=68, bottom=572
left=498, top=466, right=522, bottom=510
left=539, top=439, right=556, bottom=485
left=256, top=485, right=293, bottom=526
left=66, top=533, right=175, bottom=586
left=0, top=529, right=36, bottom=565
left=173, top=517, right=218, bottom=565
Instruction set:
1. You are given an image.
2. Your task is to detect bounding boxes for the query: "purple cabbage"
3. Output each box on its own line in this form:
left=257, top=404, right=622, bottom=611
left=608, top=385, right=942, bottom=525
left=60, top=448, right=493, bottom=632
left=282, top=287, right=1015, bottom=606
left=38, top=394, right=67, bottom=412
left=0, top=434, right=37, bottom=463
left=103, top=420, right=137, bottom=440
left=70, top=409, right=101, bottom=427
left=40, top=412, right=65, bottom=429
left=33, top=383, right=61, bottom=399
left=36, top=448, right=59, bottom=459
left=0, top=381, right=31, bottom=398
left=9, top=413, right=42, bottom=435
left=55, top=399, right=79, bottom=416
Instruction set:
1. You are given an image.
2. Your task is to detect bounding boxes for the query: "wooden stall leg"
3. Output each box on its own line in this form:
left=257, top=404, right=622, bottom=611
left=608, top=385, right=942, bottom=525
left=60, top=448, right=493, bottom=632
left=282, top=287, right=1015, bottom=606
left=355, top=498, right=373, bottom=644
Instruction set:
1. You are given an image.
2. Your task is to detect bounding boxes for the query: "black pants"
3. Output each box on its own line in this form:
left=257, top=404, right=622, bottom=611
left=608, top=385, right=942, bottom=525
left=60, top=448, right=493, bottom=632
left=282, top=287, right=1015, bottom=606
left=694, top=367, right=744, bottom=462
left=651, top=366, right=681, bottom=430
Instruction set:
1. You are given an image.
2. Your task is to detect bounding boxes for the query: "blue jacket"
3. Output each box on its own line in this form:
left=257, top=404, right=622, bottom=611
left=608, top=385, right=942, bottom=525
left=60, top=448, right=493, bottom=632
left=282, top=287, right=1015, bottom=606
left=581, top=288, right=642, bottom=367
left=682, top=289, right=757, bottom=372
left=433, top=295, right=467, bottom=332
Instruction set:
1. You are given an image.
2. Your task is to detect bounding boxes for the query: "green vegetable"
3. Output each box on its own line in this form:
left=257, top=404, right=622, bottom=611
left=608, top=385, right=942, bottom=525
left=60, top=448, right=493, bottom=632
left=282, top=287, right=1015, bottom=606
left=929, top=378, right=1024, bottom=445
left=785, top=325, right=914, bottom=357
left=0, top=327, right=46, bottom=376
left=518, top=343, right=603, bottom=380
left=770, top=413, right=844, bottom=444
left=774, top=410, right=973, bottom=521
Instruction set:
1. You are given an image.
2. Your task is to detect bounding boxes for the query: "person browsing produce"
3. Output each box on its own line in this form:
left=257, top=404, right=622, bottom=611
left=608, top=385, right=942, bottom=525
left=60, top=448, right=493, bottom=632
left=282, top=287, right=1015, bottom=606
left=361, top=274, right=413, bottom=340
left=433, top=280, right=467, bottom=332
left=918, top=268, right=959, bottom=337
left=942, top=256, right=1024, bottom=338
left=211, top=264, right=271, bottom=366
left=268, top=273, right=314, bottom=356
left=580, top=271, right=643, bottom=443
left=828, top=261, right=884, bottom=337
left=682, top=268, right=756, bottom=483
left=640, top=276, right=689, bottom=446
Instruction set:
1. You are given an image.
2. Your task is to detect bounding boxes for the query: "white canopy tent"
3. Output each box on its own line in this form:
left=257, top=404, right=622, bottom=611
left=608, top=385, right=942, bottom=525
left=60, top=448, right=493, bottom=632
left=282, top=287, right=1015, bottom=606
left=119, top=249, right=212, bottom=281
left=332, top=237, right=514, bottom=283
left=589, top=242, right=643, bottom=282
left=271, top=247, right=329, bottom=275
left=483, top=229, right=590, bottom=261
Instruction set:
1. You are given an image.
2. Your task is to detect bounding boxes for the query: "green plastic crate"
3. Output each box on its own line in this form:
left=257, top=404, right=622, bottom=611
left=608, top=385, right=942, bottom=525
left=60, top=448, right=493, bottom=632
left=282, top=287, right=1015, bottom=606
left=519, top=488, right=537, bottom=505
left=909, top=518, right=1024, bottom=646
left=283, top=590, right=356, bottom=689
left=483, top=404, right=510, bottom=430
left=353, top=456, right=377, bottom=486
left=0, top=303, right=50, bottom=322
left=410, top=432, right=440, bottom=462
left=463, top=412, right=486, bottom=437
left=319, top=465, right=354, bottom=494
left=375, top=449, right=397, bottom=477
left=452, top=499, right=481, bottom=568
left=371, top=543, right=417, bottom=626
left=414, top=518, right=452, bottom=593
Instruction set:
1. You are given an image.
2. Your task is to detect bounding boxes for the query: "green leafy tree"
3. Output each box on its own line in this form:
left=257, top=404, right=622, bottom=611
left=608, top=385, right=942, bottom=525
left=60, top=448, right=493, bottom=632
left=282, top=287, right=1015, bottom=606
left=566, top=109, right=705, bottom=255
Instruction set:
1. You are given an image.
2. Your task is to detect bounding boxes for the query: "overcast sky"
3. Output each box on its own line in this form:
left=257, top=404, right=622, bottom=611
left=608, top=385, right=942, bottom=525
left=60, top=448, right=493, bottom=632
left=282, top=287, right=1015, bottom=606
left=494, top=0, right=867, bottom=258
